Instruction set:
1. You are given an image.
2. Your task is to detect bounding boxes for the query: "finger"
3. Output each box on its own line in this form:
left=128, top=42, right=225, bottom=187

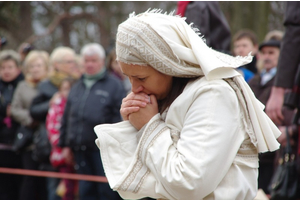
left=120, top=106, right=140, bottom=120
left=276, top=109, right=284, bottom=122
left=122, top=99, right=147, bottom=109
left=273, top=115, right=282, bottom=126
left=268, top=110, right=280, bottom=125
left=272, top=111, right=283, bottom=125
left=123, top=92, right=150, bottom=103
left=149, top=95, right=157, bottom=105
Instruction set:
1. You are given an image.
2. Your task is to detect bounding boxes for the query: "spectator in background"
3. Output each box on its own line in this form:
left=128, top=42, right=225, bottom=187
left=107, top=48, right=131, bottom=93
left=265, top=2, right=300, bottom=197
left=46, top=77, right=77, bottom=200
left=58, top=43, right=126, bottom=200
left=248, top=31, right=287, bottom=195
left=177, top=1, right=231, bottom=53
left=30, top=46, right=78, bottom=200
left=232, top=29, right=259, bottom=80
left=0, top=50, right=24, bottom=200
left=266, top=4, right=300, bottom=124
left=266, top=1, right=300, bottom=123
left=11, top=50, right=49, bottom=200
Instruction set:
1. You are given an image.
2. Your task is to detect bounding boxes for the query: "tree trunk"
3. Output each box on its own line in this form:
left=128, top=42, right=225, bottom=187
left=18, top=2, right=33, bottom=43
left=61, top=19, right=71, bottom=47
left=221, top=1, right=271, bottom=46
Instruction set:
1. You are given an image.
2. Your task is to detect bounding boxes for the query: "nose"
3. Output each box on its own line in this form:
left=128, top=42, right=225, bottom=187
left=131, top=80, right=143, bottom=94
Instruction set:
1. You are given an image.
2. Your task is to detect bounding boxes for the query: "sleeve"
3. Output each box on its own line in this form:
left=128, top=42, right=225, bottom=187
left=46, top=103, right=59, bottom=146
left=110, top=80, right=126, bottom=123
left=96, top=82, right=246, bottom=200
left=29, top=89, right=50, bottom=121
left=58, top=94, right=71, bottom=148
left=0, top=86, right=7, bottom=119
left=11, top=83, right=33, bottom=126
left=139, top=83, right=244, bottom=199
left=185, top=2, right=231, bottom=52
left=185, top=2, right=210, bottom=42
left=0, top=100, right=7, bottom=120
left=274, top=2, right=300, bottom=88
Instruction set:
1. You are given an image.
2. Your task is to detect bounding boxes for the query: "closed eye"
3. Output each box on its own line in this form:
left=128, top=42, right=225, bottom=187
left=138, top=77, right=146, bottom=81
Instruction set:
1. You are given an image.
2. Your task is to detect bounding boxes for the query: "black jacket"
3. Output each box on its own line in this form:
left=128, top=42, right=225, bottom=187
left=184, top=1, right=231, bottom=53
left=30, top=79, right=58, bottom=122
left=275, top=2, right=300, bottom=88
left=58, top=72, right=126, bottom=151
left=0, top=73, right=24, bottom=144
left=243, top=55, right=257, bottom=74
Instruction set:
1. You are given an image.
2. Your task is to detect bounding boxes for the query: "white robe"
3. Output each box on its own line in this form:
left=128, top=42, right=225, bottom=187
left=95, top=77, right=259, bottom=200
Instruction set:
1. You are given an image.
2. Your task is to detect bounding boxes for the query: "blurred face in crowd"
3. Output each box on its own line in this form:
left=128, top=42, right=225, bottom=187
left=120, top=62, right=173, bottom=100
left=233, top=37, right=258, bottom=57
left=60, top=80, right=72, bottom=98
left=72, top=56, right=84, bottom=79
left=0, top=59, right=21, bottom=82
left=56, top=53, right=76, bottom=75
left=83, top=54, right=104, bottom=75
left=111, top=56, right=122, bottom=76
left=260, top=46, right=280, bottom=72
left=28, top=57, right=48, bottom=82
left=111, top=55, right=127, bottom=80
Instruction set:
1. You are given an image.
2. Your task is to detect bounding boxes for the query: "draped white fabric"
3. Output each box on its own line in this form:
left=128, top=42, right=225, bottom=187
left=116, top=10, right=281, bottom=153
left=95, top=77, right=259, bottom=200
left=95, top=9, right=281, bottom=200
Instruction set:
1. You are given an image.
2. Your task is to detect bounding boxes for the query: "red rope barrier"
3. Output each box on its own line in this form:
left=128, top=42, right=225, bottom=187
left=0, top=167, right=108, bottom=183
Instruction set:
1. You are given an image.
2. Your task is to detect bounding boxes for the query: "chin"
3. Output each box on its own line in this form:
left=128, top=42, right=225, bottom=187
left=85, top=71, right=95, bottom=75
left=156, top=95, right=165, bottom=101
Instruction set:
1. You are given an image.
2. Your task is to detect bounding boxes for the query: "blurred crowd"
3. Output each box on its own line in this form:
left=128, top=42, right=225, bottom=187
left=0, top=1, right=299, bottom=200
left=0, top=43, right=130, bottom=200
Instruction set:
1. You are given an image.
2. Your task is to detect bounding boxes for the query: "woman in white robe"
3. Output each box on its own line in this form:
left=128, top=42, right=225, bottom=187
left=94, top=9, right=281, bottom=200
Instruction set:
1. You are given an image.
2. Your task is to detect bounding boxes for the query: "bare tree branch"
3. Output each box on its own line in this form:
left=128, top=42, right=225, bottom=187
left=25, top=12, right=97, bottom=44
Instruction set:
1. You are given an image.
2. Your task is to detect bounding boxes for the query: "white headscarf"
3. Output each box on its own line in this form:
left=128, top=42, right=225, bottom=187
left=116, top=9, right=281, bottom=153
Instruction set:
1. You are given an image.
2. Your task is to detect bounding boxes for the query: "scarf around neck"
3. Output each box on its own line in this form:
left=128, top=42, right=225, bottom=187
left=83, top=68, right=106, bottom=89
left=116, top=9, right=281, bottom=153
left=49, top=71, right=71, bottom=88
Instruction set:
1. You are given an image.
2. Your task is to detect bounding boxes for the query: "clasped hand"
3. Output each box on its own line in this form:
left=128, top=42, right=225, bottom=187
left=120, top=92, right=158, bottom=130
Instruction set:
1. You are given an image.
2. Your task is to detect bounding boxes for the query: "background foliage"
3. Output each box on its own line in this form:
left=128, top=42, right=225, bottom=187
left=0, top=1, right=286, bottom=54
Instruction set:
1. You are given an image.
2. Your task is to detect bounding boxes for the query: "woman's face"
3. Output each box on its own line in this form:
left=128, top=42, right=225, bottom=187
left=120, top=62, right=173, bottom=100
left=111, top=56, right=123, bottom=76
left=0, top=59, right=21, bottom=82
left=28, top=57, right=48, bottom=81
left=60, top=81, right=71, bottom=98
left=56, top=54, right=76, bottom=75
left=233, top=37, right=258, bottom=57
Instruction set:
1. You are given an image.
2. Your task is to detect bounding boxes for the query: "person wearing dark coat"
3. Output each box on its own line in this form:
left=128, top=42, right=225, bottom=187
left=11, top=50, right=49, bottom=200
left=58, top=43, right=126, bottom=200
left=30, top=46, right=78, bottom=200
left=266, top=2, right=300, bottom=124
left=177, top=1, right=231, bottom=53
left=249, top=33, right=298, bottom=195
left=0, top=50, right=24, bottom=200
left=265, top=3, right=300, bottom=196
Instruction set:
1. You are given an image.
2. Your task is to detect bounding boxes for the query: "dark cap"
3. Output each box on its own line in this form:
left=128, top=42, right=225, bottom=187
left=259, top=39, right=281, bottom=51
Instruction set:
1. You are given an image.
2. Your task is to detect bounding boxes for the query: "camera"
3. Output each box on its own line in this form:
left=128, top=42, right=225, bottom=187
left=0, top=37, right=7, bottom=48
left=22, top=43, right=34, bottom=53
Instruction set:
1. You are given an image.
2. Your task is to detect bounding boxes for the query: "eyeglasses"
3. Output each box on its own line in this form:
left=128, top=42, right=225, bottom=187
left=60, top=60, right=76, bottom=65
